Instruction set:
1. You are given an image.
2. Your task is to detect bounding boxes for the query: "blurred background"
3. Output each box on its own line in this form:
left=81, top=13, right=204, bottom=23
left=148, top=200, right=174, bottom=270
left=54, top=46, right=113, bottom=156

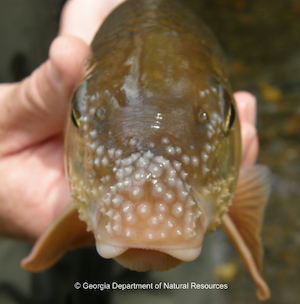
left=0, top=0, right=299, bottom=303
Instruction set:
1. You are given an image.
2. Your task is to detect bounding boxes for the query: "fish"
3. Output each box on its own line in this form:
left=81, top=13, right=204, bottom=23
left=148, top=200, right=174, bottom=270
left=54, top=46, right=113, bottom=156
left=21, top=0, right=271, bottom=300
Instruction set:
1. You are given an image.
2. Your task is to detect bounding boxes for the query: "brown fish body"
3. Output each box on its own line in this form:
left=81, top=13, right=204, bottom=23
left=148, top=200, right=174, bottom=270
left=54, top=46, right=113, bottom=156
left=67, top=0, right=240, bottom=254
left=23, top=0, right=271, bottom=300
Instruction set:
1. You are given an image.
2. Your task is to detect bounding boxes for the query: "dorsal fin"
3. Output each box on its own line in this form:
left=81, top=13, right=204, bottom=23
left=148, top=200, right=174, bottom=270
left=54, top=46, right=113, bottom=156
left=21, top=204, right=94, bottom=272
left=221, top=165, right=271, bottom=301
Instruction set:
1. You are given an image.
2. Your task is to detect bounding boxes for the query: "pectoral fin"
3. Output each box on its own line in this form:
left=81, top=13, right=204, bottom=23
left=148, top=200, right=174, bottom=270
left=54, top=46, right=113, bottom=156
left=221, top=165, right=271, bottom=301
left=21, top=203, right=94, bottom=272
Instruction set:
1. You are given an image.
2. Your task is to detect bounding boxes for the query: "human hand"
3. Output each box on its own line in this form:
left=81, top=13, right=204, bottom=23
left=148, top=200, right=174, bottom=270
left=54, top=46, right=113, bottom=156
left=0, top=0, right=125, bottom=241
left=235, top=91, right=259, bottom=168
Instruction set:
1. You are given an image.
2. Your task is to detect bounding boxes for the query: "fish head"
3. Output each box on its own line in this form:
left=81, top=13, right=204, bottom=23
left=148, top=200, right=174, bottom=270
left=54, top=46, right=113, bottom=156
left=66, top=25, right=241, bottom=271
left=66, top=66, right=240, bottom=271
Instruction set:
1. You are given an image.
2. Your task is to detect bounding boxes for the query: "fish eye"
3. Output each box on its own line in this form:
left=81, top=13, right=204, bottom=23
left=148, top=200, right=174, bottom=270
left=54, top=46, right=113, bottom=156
left=71, top=107, right=81, bottom=128
left=222, top=90, right=236, bottom=133
left=71, top=94, right=81, bottom=128
left=95, top=106, right=106, bottom=120
left=197, top=109, right=209, bottom=123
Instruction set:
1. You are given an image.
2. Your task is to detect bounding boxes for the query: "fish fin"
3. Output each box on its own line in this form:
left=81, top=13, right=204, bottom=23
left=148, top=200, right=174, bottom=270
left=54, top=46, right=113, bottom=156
left=221, top=165, right=271, bottom=301
left=21, top=203, right=94, bottom=272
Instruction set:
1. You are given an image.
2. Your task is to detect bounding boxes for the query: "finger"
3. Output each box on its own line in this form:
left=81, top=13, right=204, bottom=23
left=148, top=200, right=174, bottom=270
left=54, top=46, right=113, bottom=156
left=240, top=121, right=259, bottom=167
left=0, top=36, right=89, bottom=155
left=234, top=91, right=257, bottom=126
left=59, top=0, right=125, bottom=44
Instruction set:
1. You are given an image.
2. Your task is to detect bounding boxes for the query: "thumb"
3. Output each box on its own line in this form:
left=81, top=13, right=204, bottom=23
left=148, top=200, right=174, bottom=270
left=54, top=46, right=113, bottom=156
left=0, top=36, right=89, bottom=155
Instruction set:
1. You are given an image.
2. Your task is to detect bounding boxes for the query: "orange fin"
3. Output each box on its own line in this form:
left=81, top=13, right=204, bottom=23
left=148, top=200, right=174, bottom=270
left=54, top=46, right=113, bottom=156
left=221, top=165, right=271, bottom=301
left=21, top=203, right=94, bottom=272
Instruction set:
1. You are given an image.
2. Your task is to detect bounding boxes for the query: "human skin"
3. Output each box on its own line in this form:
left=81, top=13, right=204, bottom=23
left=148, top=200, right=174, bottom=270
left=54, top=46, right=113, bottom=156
left=0, top=0, right=258, bottom=242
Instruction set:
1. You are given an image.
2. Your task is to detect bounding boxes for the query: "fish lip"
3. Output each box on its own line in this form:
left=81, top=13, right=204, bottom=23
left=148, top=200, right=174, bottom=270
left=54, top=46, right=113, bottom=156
left=96, top=243, right=128, bottom=259
left=158, top=247, right=202, bottom=261
left=96, top=243, right=202, bottom=261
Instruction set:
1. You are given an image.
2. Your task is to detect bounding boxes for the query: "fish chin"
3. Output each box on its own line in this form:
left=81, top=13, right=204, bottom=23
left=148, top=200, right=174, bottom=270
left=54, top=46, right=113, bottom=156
left=96, top=243, right=202, bottom=271
left=89, top=149, right=206, bottom=272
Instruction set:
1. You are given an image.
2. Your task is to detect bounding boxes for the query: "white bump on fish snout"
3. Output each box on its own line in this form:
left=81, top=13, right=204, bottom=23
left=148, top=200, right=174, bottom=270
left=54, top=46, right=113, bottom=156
left=156, top=203, right=167, bottom=213
left=102, top=193, right=111, bottom=205
left=154, top=155, right=170, bottom=168
left=148, top=216, right=158, bottom=226
left=124, top=228, right=133, bottom=238
left=164, top=191, right=174, bottom=202
left=182, top=155, right=190, bottom=165
left=116, top=168, right=124, bottom=179
left=112, top=195, right=122, bottom=207
left=124, top=166, right=133, bottom=176
left=105, top=223, right=112, bottom=234
left=121, top=157, right=132, bottom=167
left=112, top=223, right=122, bottom=234
left=115, top=149, right=123, bottom=158
left=88, top=141, right=98, bottom=151
left=167, top=220, right=174, bottom=229
left=101, top=156, right=109, bottom=166
left=201, top=151, right=209, bottom=162
left=113, top=212, right=121, bottom=222
left=172, top=203, right=184, bottom=217
left=175, top=229, right=182, bottom=236
left=147, top=232, right=154, bottom=240
left=166, top=146, right=175, bottom=155
left=152, top=183, right=165, bottom=196
left=108, top=148, right=115, bottom=158
left=89, top=130, right=97, bottom=138
left=173, top=161, right=182, bottom=172
left=133, top=169, right=146, bottom=185
left=162, top=137, right=170, bottom=144
left=123, top=178, right=131, bottom=190
left=94, top=158, right=100, bottom=167
left=137, top=203, right=150, bottom=217
left=105, top=209, right=113, bottom=218
left=202, top=164, right=210, bottom=175
left=109, top=185, right=117, bottom=195
left=136, top=156, right=149, bottom=168
left=96, top=145, right=104, bottom=156
left=180, top=171, right=188, bottom=180
left=175, top=146, right=182, bottom=154
left=125, top=213, right=136, bottom=224
left=122, top=201, right=133, bottom=213
left=191, top=156, right=199, bottom=167
left=144, top=150, right=154, bottom=159
left=129, top=138, right=137, bottom=146
left=167, top=177, right=176, bottom=187
left=130, top=187, right=143, bottom=200
left=149, top=164, right=162, bottom=178
left=205, top=143, right=212, bottom=153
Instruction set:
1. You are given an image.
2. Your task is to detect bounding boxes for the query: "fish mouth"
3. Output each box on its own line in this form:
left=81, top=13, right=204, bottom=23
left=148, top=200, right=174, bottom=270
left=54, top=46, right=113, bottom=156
left=96, top=243, right=202, bottom=271
left=96, top=243, right=202, bottom=261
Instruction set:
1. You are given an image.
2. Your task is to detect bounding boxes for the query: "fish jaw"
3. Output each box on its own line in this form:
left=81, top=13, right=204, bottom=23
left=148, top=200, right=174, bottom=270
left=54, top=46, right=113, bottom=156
left=89, top=150, right=206, bottom=271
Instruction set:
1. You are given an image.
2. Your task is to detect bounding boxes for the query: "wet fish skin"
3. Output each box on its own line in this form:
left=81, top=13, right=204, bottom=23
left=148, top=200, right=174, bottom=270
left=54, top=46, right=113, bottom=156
left=67, top=0, right=240, bottom=265
left=22, top=0, right=270, bottom=300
